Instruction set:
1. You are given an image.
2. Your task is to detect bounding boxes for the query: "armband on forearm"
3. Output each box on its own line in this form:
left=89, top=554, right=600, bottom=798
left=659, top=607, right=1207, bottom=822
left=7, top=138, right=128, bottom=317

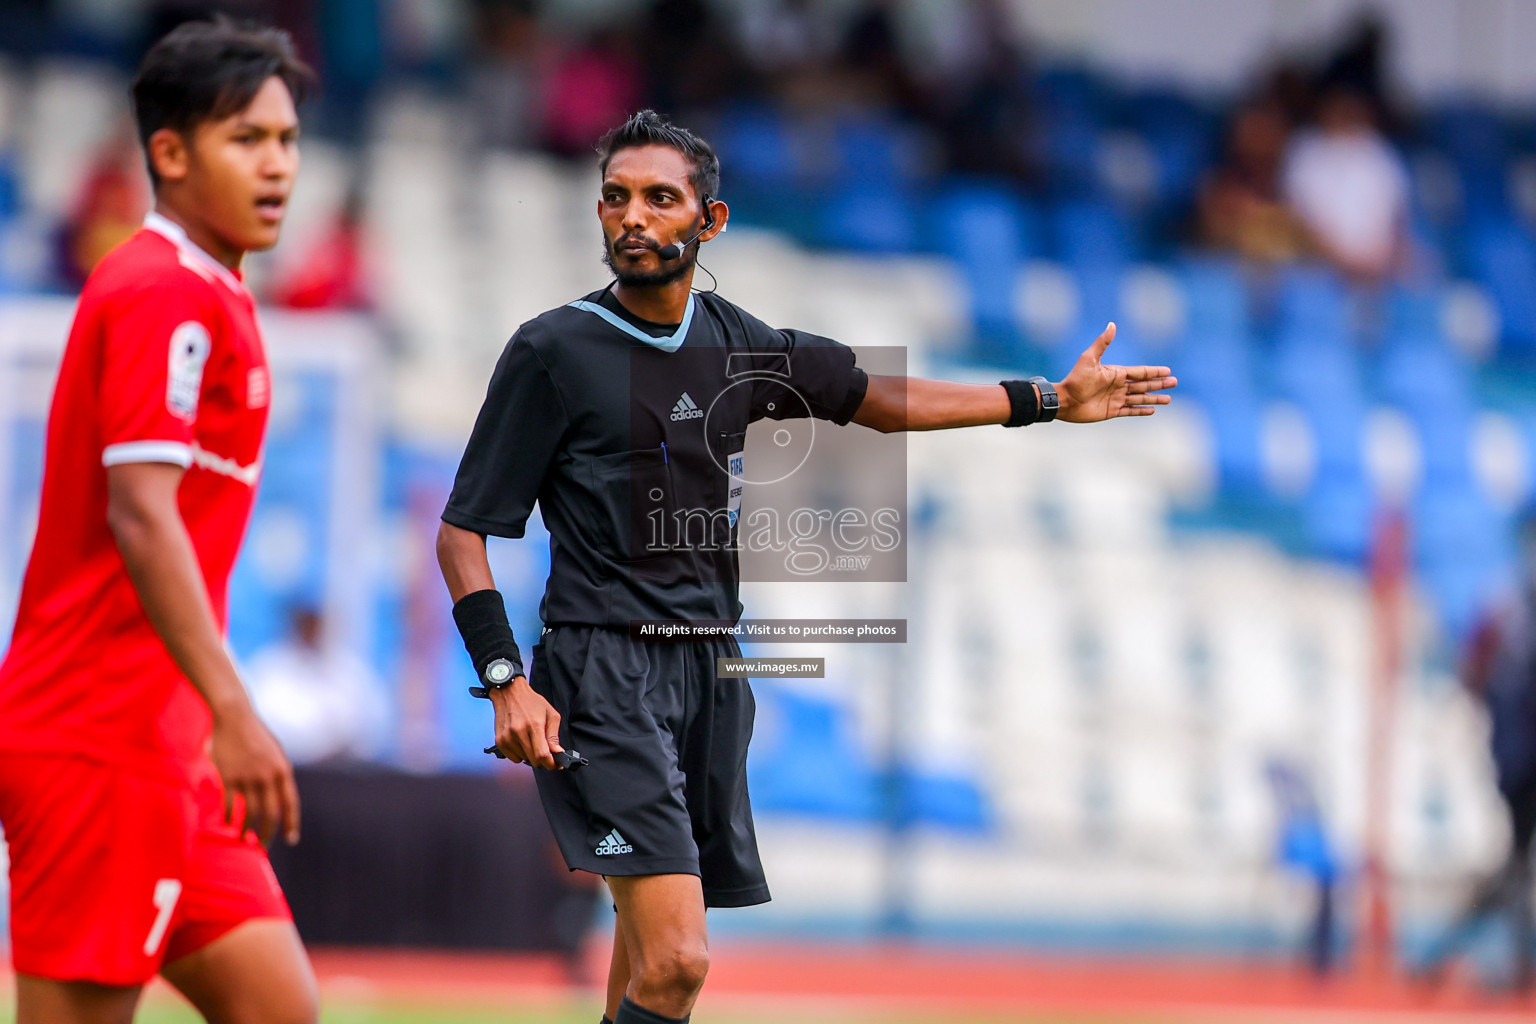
left=452, top=589, right=523, bottom=690
left=1000, top=376, right=1058, bottom=426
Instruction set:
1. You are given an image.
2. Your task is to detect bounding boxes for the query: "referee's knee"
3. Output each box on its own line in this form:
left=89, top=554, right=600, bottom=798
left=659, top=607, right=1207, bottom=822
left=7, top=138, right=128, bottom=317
left=636, top=944, right=710, bottom=1004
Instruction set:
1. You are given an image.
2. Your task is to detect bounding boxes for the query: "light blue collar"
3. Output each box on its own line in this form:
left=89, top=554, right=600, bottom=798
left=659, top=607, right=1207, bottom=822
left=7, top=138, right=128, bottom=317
left=567, top=293, right=695, bottom=354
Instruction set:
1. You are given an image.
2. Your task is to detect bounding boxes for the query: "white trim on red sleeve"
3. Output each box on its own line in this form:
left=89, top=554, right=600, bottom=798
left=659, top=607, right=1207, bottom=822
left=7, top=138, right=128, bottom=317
left=102, top=440, right=194, bottom=468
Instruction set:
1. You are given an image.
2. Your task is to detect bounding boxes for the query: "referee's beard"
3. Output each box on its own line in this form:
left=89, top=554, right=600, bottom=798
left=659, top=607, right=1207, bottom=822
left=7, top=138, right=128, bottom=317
left=603, top=236, right=695, bottom=289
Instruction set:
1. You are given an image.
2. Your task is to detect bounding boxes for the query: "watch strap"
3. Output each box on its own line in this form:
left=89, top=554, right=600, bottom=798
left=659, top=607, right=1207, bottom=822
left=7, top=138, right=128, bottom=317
left=1028, top=376, right=1059, bottom=422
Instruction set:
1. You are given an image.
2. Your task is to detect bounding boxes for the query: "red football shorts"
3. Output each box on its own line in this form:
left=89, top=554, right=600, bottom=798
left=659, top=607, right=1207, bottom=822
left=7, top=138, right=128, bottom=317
left=0, top=753, right=292, bottom=986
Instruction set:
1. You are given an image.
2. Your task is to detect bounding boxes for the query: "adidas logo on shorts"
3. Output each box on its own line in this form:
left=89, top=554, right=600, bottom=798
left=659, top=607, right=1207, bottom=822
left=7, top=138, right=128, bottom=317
left=595, top=829, right=634, bottom=856
left=670, top=392, right=704, bottom=421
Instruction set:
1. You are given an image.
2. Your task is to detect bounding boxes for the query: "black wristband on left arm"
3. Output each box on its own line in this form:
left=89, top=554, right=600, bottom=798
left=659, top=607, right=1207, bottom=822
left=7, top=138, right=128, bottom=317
left=1000, top=379, right=1040, bottom=427
left=452, top=589, right=523, bottom=685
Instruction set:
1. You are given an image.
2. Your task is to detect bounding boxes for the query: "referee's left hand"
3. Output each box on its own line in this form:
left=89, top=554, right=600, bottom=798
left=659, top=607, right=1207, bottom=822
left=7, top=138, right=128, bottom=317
left=489, top=677, right=566, bottom=769
left=1056, top=322, right=1178, bottom=423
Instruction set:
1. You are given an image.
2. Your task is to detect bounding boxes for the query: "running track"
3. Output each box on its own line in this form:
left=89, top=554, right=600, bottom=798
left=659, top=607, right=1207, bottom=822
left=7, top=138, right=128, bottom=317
left=289, top=943, right=1536, bottom=1022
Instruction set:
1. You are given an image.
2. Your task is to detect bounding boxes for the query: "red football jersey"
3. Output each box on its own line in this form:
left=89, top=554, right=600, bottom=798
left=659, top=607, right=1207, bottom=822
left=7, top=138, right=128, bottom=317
left=0, top=212, right=270, bottom=784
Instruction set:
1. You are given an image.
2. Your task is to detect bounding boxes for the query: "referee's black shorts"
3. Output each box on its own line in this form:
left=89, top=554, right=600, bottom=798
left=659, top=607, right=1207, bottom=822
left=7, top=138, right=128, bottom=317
left=528, top=626, right=770, bottom=909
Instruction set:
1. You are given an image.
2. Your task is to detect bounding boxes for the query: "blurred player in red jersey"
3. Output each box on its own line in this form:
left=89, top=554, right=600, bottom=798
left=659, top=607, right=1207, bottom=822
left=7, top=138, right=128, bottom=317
left=0, top=19, right=319, bottom=1024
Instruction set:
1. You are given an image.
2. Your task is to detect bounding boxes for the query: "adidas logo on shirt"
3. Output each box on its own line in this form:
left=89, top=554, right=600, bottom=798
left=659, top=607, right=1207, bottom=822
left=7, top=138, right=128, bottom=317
left=670, top=392, right=704, bottom=421
left=595, top=829, right=634, bottom=856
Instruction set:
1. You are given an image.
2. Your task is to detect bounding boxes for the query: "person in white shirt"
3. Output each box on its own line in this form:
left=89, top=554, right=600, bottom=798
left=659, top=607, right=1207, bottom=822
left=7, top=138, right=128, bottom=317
left=247, top=606, right=389, bottom=764
left=1282, top=85, right=1409, bottom=282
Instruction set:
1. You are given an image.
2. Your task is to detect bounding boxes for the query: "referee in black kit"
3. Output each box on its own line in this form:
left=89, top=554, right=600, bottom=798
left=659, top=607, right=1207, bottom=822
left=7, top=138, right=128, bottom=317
left=437, top=110, right=1177, bottom=1024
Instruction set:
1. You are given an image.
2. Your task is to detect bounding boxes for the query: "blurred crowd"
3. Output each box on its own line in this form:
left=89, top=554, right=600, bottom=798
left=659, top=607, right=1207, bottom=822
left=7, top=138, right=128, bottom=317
left=0, top=3, right=1447, bottom=299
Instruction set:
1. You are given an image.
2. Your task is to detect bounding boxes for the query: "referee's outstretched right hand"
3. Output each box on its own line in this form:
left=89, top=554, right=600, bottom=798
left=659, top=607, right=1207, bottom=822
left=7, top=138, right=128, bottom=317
left=490, top=677, right=566, bottom=769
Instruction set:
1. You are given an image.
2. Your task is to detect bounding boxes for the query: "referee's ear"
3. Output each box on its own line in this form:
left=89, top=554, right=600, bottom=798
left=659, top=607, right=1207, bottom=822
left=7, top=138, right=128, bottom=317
left=700, top=197, right=728, bottom=243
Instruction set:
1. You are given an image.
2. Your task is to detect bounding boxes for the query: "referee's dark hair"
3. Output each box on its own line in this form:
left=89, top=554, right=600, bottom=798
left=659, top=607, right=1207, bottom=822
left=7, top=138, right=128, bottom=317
left=597, top=109, right=721, bottom=203
left=131, top=17, right=314, bottom=186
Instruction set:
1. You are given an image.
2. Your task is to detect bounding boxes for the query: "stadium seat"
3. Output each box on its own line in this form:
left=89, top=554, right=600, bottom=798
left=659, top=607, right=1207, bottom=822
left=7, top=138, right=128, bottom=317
left=1171, top=330, right=1264, bottom=492
left=1301, top=469, right=1374, bottom=564
left=747, top=685, right=880, bottom=821
left=1274, top=266, right=1349, bottom=345
left=931, top=182, right=1038, bottom=360
left=1467, top=217, right=1536, bottom=352
left=1125, top=89, right=1216, bottom=208
left=1273, top=328, right=1365, bottom=418
left=1374, top=330, right=1475, bottom=486
left=1181, top=258, right=1250, bottom=338
left=820, top=184, right=918, bottom=254
left=713, top=106, right=799, bottom=186
left=1429, top=103, right=1510, bottom=220
left=1052, top=199, right=1134, bottom=273
left=1415, top=487, right=1510, bottom=639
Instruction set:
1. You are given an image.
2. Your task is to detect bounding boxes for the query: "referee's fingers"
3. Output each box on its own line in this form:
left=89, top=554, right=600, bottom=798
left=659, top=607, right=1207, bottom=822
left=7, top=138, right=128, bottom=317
left=547, top=708, right=565, bottom=754
left=524, top=721, right=556, bottom=770
left=496, top=732, right=528, bottom=764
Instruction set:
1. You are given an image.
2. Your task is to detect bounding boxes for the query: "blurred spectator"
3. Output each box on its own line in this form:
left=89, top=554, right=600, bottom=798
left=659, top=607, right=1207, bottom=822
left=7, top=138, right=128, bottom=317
left=734, top=0, right=838, bottom=80
left=539, top=28, right=641, bottom=158
left=911, top=0, right=1036, bottom=183
left=272, top=187, right=371, bottom=310
left=1282, top=84, right=1409, bottom=282
left=468, top=0, right=542, bottom=150
left=57, top=128, right=150, bottom=289
left=836, top=1, right=919, bottom=113
left=639, top=0, right=751, bottom=118
left=1264, top=758, right=1339, bottom=975
left=1318, top=14, right=1393, bottom=129
left=1418, top=513, right=1536, bottom=991
left=314, top=0, right=383, bottom=142
left=1195, top=100, right=1307, bottom=264
left=247, top=605, right=390, bottom=765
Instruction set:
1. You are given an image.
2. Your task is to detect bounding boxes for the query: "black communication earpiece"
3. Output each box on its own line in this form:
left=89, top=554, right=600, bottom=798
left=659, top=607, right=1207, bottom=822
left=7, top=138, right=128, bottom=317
left=657, top=194, right=716, bottom=261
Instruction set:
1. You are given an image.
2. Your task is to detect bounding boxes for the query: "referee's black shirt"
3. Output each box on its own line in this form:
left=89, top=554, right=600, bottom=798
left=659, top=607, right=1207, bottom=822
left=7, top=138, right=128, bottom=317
left=442, top=286, right=869, bottom=629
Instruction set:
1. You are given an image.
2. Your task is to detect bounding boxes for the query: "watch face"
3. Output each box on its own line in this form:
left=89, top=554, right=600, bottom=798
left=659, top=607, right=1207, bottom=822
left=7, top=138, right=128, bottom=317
left=486, top=659, right=514, bottom=684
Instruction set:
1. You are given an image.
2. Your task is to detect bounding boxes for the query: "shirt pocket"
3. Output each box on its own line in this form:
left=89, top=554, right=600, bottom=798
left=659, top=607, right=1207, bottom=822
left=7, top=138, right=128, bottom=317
left=580, top=446, right=675, bottom=564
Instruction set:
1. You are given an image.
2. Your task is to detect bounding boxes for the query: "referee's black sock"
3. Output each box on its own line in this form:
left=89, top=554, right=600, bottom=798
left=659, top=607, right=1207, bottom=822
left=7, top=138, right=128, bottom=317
left=613, top=995, right=689, bottom=1024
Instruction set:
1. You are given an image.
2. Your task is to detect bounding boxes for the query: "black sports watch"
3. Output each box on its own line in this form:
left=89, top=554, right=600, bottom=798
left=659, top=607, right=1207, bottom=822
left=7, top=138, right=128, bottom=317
left=1028, top=376, right=1059, bottom=422
left=483, top=657, right=520, bottom=689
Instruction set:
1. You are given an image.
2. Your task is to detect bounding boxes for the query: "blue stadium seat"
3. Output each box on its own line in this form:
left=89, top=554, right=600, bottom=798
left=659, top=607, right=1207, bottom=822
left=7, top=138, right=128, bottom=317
left=1175, top=333, right=1266, bottom=493
left=897, top=768, right=992, bottom=833
left=1275, top=266, right=1349, bottom=345
left=1375, top=329, right=1475, bottom=486
left=1273, top=329, right=1364, bottom=414
left=1127, top=91, right=1216, bottom=207
left=712, top=105, right=798, bottom=189
left=1429, top=104, right=1509, bottom=219
left=1053, top=200, right=1134, bottom=273
left=747, top=686, right=879, bottom=821
left=1032, top=68, right=1109, bottom=194
left=932, top=182, right=1038, bottom=357
left=1468, top=218, right=1536, bottom=352
left=1073, top=265, right=1121, bottom=328
left=821, top=185, right=917, bottom=253
left=829, top=115, right=919, bottom=188
left=1302, top=469, right=1374, bottom=564
left=1415, top=488, right=1510, bottom=639
left=1181, top=257, right=1250, bottom=338
left=1203, top=394, right=1267, bottom=494
left=710, top=106, right=807, bottom=233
